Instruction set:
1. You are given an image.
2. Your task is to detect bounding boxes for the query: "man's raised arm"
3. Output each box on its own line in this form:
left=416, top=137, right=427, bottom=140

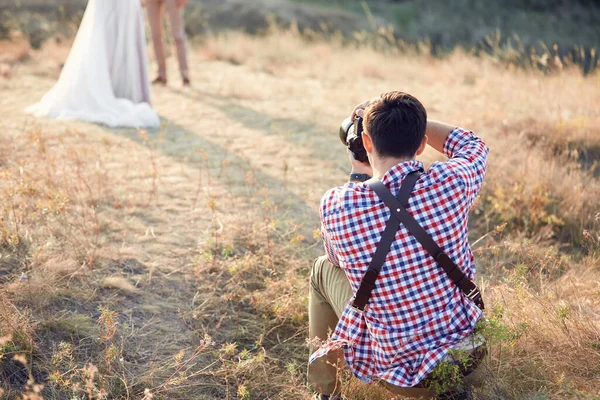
left=427, top=121, right=489, bottom=207
left=422, top=120, right=455, bottom=154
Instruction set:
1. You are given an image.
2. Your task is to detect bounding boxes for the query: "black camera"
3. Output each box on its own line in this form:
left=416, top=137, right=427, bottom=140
left=339, top=116, right=369, bottom=164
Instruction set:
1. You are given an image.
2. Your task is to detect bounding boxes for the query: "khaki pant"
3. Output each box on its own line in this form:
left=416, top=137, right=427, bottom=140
left=146, top=0, right=189, bottom=80
left=308, top=255, right=484, bottom=399
left=308, top=255, right=353, bottom=396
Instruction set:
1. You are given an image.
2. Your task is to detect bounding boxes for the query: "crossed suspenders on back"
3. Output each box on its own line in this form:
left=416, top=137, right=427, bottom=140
left=352, top=171, right=485, bottom=312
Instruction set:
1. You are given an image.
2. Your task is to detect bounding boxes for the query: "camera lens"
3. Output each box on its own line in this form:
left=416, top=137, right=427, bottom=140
left=339, top=117, right=354, bottom=145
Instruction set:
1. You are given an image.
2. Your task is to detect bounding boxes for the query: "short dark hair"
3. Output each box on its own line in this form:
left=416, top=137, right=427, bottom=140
left=363, top=91, right=427, bottom=159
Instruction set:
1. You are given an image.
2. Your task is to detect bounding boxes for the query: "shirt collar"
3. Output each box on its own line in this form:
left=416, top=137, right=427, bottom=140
left=380, top=160, right=424, bottom=185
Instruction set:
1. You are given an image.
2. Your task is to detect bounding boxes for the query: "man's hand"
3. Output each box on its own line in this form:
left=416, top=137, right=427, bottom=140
left=349, top=100, right=373, bottom=179
left=140, top=0, right=146, bottom=7
left=175, top=0, right=188, bottom=8
left=348, top=149, right=373, bottom=177
left=351, top=99, right=371, bottom=119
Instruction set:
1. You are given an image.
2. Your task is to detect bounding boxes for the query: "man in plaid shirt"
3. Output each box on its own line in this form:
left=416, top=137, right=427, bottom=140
left=308, top=91, right=488, bottom=399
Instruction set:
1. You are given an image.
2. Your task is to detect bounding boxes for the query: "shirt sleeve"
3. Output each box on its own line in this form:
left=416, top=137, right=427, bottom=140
left=443, top=127, right=489, bottom=207
left=320, top=189, right=341, bottom=266
left=321, top=224, right=340, bottom=266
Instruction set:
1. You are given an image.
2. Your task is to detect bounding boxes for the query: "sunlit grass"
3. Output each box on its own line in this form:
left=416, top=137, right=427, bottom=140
left=0, top=21, right=598, bottom=400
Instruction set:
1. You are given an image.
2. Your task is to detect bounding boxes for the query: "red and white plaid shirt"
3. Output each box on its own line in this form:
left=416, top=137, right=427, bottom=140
left=310, top=128, right=488, bottom=387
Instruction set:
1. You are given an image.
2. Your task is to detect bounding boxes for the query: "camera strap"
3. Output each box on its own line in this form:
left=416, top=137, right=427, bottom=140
left=352, top=171, right=484, bottom=311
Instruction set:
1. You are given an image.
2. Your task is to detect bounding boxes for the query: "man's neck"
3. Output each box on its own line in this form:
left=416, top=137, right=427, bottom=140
left=372, top=156, right=414, bottom=180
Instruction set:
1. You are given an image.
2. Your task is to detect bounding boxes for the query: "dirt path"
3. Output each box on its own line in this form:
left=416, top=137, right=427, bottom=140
left=0, top=44, right=349, bottom=398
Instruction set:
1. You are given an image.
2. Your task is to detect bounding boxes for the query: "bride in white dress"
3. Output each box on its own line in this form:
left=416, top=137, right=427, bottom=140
left=27, top=0, right=160, bottom=129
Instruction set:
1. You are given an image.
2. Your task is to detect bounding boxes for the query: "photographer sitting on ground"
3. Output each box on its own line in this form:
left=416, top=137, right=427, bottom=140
left=308, top=91, right=489, bottom=400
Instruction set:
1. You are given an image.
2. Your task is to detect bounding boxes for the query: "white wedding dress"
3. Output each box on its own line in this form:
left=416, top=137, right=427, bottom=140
left=27, top=0, right=160, bottom=129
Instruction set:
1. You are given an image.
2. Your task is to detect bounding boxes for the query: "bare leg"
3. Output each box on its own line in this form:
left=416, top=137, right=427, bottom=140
left=165, top=0, right=189, bottom=82
left=146, top=0, right=167, bottom=81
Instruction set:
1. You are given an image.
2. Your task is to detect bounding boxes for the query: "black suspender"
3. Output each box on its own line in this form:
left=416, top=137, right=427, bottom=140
left=351, top=171, right=484, bottom=311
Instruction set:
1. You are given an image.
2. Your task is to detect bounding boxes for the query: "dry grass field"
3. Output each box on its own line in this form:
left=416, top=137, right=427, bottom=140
left=0, top=24, right=599, bottom=399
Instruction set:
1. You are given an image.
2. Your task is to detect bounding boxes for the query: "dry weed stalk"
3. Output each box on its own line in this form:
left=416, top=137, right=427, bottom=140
left=138, top=129, right=159, bottom=208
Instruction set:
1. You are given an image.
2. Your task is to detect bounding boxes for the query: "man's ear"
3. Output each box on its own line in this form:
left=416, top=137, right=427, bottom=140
left=363, top=131, right=373, bottom=154
left=415, top=135, right=428, bottom=156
